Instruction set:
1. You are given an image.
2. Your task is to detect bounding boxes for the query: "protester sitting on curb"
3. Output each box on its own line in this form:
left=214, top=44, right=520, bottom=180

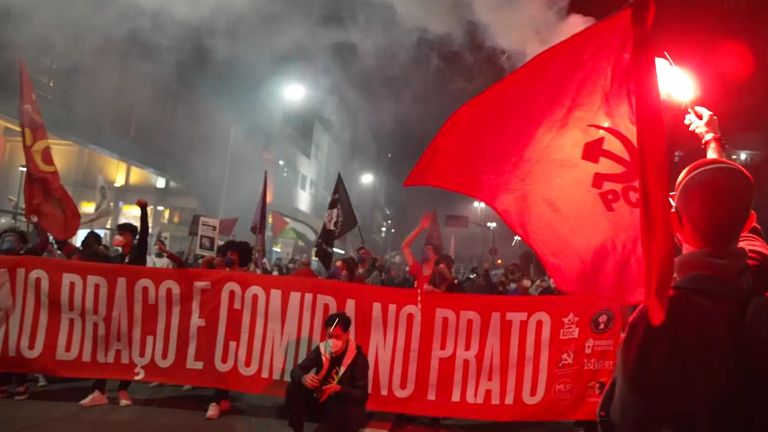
left=286, top=313, right=369, bottom=432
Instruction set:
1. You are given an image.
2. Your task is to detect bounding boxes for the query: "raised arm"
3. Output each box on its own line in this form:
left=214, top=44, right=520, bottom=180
left=684, top=106, right=724, bottom=159
left=401, top=212, right=432, bottom=267
left=135, top=199, right=149, bottom=262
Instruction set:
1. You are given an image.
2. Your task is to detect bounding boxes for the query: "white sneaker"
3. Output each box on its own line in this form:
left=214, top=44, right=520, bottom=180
left=36, top=375, right=48, bottom=387
left=118, top=390, right=132, bottom=407
left=181, top=385, right=194, bottom=391
left=148, top=382, right=162, bottom=388
left=79, top=390, right=108, bottom=407
left=205, top=402, right=221, bottom=420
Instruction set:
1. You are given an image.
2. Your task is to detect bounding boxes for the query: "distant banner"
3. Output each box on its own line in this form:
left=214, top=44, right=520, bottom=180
left=0, top=256, right=620, bottom=421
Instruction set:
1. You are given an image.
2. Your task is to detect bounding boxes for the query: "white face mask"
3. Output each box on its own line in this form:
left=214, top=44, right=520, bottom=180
left=325, top=338, right=344, bottom=355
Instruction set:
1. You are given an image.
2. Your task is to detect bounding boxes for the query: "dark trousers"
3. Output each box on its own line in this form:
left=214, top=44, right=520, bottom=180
left=285, top=381, right=362, bottom=432
left=1, top=373, right=26, bottom=387
left=92, top=379, right=131, bottom=393
left=213, top=388, right=229, bottom=404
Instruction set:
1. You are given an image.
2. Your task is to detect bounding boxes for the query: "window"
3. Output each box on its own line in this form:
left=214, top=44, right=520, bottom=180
left=309, top=179, right=317, bottom=195
left=299, top=172, right=308, bottom=192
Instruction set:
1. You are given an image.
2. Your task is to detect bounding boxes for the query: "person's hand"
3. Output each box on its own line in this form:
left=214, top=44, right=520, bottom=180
left=136, top=199, right=148, bottom=208
left=301, top=373, right=321, bottom=390
left=317, top=383, right=341, bottom=402
left=418, top=212, right=434, bottom=230
left=684, top=106, right=720, bottom=142
left=29, top=215, right=38, bottom=224
left=157, top=242, right=168, bottom=254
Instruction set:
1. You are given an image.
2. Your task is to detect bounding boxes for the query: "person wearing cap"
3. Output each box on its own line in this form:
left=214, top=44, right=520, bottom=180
left=602, top=107, right=768, bottom=431
left=285, top=312, right=369, bottom=432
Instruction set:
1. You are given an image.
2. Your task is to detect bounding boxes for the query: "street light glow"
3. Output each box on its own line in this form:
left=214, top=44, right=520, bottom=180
left=486, top=221, right=497, bottom=229
left=282, top=83, right=306, bottom=102
left=360, top=173, right=374, bottom=184
left=18, top=165, right=27, bottom=172
left=473, top=201, right=486, bottom=208
left=740, top=152, right=748, bottom=161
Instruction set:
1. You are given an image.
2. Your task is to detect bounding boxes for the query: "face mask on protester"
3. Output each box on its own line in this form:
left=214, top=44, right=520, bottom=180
left=356, top=255, right=367, bottom=265
left=325, top=337, right=345, bottom=355
left=112, top=234, right=126, bottom=248
left=223, top=256, right=236, bottom=269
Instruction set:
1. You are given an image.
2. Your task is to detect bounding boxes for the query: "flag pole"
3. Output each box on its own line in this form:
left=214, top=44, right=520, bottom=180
left=357, top=225, right=366, bottom=247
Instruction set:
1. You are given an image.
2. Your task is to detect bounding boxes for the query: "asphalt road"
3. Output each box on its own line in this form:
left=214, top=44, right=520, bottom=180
left=0, top=379, right=593, bottom=432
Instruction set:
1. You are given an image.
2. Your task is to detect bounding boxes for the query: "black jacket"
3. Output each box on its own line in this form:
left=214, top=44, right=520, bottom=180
left=604, top=224, right=768, bottom=432
left=290, top=343, right=368, bottom=426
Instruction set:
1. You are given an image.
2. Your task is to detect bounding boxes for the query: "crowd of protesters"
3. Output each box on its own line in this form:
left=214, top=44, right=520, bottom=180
left=0, top=196, right=557, bottom=422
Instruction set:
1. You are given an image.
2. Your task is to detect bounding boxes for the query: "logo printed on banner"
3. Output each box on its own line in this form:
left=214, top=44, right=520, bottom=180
left=585, top=338, right=615, bottom=354
left=552, top=379, right=576, bottom=404
left=586, top=380, right=608, bottom=401
left=559, top=313, right=580, bottom=339
left=583, top=358, right=615, bottom=370
left=556, top=344, right=578, bottom=374
left=590, top=309, right=615, bottom=334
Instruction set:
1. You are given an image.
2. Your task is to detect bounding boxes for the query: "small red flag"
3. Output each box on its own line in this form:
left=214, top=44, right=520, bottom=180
left=18, top=62, right=80, bottom=240
left=405, top=5, right=672, bottom=323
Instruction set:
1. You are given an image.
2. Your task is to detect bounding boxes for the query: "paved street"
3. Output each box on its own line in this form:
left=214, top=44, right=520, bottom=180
left=0, top=379, right=593, bottom=432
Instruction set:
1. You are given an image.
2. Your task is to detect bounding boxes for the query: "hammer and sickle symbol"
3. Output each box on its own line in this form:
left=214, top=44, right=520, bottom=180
left=581, top=124, right=638, bottom=190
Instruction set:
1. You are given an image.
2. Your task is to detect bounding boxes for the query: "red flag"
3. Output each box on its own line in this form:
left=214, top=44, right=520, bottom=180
left=219, top=217, right=239, bottom=237
left=18, top=62, right=80, bottom=240
left=405, top=4, right=672, bottom=323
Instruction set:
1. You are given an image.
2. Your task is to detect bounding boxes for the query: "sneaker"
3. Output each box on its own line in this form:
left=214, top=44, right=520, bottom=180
left=36, top=375, right=48, bottom=387
left=79, top=390, right=108, bottom=407
left=118, top=390, right=132, bottom=407
left=205, top=403, right=221, bottom=420
left=13, top=385, right=29, bottom=401
left=148, top=382, right=162, bottom=388
left=219, top=399, right=231, bottom=412
left=181, top=385, right=194, bottom=391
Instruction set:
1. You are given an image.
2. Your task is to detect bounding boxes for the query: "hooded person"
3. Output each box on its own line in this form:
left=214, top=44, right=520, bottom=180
left=286, top=312, right=369, bottom=432
left=601, top=107, right=768, bottom=432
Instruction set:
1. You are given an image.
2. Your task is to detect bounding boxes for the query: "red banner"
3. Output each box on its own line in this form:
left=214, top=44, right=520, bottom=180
left=0, top=256, right=619, bottom=421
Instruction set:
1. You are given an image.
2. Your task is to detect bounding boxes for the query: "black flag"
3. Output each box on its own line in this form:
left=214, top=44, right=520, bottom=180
left=315, top=173, right=359, bottom=271
left=251, top=171, right=268, bottom=268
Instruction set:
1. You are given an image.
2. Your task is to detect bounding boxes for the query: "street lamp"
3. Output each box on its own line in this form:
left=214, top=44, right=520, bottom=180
left=473, top=201, right=485, bottom=208
left=360, top=173, right=374, bottom=185
left=486, top=222, right=497, bottom=229
left=282, top=83, right=306, bottom=102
